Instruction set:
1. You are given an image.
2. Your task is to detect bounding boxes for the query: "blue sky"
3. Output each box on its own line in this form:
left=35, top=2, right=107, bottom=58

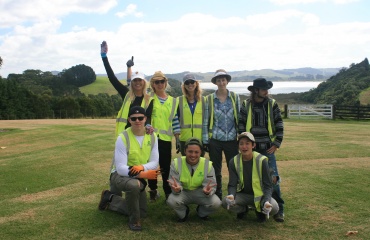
left=1, top=0, right=369, bottom=78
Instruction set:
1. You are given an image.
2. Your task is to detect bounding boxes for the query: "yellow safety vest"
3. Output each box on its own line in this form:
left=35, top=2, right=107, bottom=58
left=233, top=152, right=267, bottom=212
left=173, top=156, right=212, bottom=190
left=115, top=95, right=152, bottom=137
left=178, top=96, right=205, bottom=141
left=244, top=98, right=276, bottom=142
left=151, top=94, right=178, bottom=141
left=207, top=91, right=238, bottom=139
left=111, top=128, right=156, bottom=172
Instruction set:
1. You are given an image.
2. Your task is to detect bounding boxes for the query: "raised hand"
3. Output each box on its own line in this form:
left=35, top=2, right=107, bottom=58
left=167, top=176, right=181, bottom=193
left=101, top=41, right=108, bottom=57
left=126, top=56, right=134, bottom=68
left=203, top=180, right=216, bottom=195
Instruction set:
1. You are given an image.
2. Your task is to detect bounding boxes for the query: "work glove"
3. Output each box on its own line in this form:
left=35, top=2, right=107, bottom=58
left=100, top=41, right=108, bottom=57
left=138, top=170, right=160, bottom=180
left=126, top=56, right=134, bottom=68
left=176, top=138, right=181, bottom=154
left=225, top=194, right=235, bottom=210
left=145, top=124, right=154, bottom=135
left=129, top=165, right=144, bottom=175
left=262, top=201, right=272, bottom=219
left=203, top=143, right=210, bottom=153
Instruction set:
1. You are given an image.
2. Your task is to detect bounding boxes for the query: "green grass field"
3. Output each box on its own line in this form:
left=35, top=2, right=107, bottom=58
left=1, top=119, right=369, bottom=239
left=80, top=76, right=127, bottom=96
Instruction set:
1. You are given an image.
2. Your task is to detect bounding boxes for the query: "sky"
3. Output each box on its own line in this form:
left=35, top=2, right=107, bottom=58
left=1, top=0, right=370, bottom=78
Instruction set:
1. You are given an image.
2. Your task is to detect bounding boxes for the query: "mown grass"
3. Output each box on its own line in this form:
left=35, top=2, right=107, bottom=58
left=1, top=119, right=369, bottom=239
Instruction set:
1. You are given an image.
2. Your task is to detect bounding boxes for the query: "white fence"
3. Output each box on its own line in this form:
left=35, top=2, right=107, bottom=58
left=287, top=104, right=333, bottom=119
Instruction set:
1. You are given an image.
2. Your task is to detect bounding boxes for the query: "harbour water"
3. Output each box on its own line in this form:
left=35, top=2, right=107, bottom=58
left=200, top=81, right=322, bottom=95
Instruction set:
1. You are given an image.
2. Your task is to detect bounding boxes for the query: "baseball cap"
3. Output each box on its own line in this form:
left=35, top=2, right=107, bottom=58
left=131, top=71, right=146, bottom=81
left=184, top=137, right=203, bottom=149
left=237, top=132, right=255, bottom=142
left=183, top=73, right=196, bottom=82
left=128, top=106, right=146, bottom=117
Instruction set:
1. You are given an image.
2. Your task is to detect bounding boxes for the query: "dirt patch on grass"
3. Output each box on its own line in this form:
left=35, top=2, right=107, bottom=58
left=0, top=209, right=36, bottom=224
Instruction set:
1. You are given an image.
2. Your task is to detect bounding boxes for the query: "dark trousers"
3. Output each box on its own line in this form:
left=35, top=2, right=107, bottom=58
left=209, top=138, right=239, bottom=199
left=148, top=139, right=172, bottom=196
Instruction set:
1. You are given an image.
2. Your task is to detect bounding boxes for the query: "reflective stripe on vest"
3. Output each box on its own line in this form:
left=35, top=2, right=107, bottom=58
left=234, top=152, right=266, bottom=212
left=152, top=94, right=178, bottom=141
left=115, top=95, right=152, bottom=137
left=110, top=128, right=156, bottom=173
left=244, top=98, right=276, bottom=142
left=174, top=156, right=210, bottom=190
left=178, top=96, right=205, bottom=141
left=207, top=91, right=238, bottom=139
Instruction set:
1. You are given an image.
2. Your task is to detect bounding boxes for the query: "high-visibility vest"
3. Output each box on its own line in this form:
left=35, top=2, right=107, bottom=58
left=151, top=94, right=178, bottom=141
left=115, top=95, right=152, bottom=137
left=243, top=98, right=276, bottom=142
left=111, top=127, right=156, bottom=172
left=178, top=96, right=205, bottom=141
left=173, top=156, right=212, bottom=190
left=206, top=91, right=238, bottom=139
left=233, top=152, right=267, bottom=212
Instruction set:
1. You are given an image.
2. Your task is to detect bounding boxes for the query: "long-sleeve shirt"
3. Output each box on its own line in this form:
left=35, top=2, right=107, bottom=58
left=114, top=134, right=159, bottom=176
left=202, top=90, right=240, bottom=144
left=238, top=98, right=284, bottom=150
left=227, top=154, right=273, bottom=205
left=102, top=56, right=153, bottom=127
left=168, top=159, right=216, bottom=195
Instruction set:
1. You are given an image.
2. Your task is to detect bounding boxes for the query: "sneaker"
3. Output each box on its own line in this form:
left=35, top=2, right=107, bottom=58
left=149, top=190, right=160, bottom=202
left=274, top=213, right=285, bottom=222
left=177, top=206, right=190, bottom=222
left=237, top=208, right=249, bottom=220
left=98, top=190, right=111, bottom=210
left=128, top=222, right=142, bottom=231
left=196, top=205, right=209, bottom=221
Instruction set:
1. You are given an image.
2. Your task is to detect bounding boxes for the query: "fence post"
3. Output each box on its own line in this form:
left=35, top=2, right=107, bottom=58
left=333, top=105, right=336, bottom=120
left=284, top=104, right=288, bottom=119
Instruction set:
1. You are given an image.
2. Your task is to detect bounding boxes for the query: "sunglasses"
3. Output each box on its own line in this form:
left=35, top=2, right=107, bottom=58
left=154, top=80, right=166, bottom=85
left=130, top=116, right=145, bottom=121
left=184, top=80, right=196, bottom=85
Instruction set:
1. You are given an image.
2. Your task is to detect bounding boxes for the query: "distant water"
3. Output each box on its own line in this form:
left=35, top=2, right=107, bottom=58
left=200, top=81, right=322, bottom=95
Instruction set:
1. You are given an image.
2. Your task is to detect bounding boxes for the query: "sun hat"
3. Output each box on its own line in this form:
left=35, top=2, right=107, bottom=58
left=150, top=71, right=167, bottom=82
left=211, top=69, right=231, bottom=84
left=237, top=132, right=255, bottom=142
left=248, top=78, right=273, bottom=91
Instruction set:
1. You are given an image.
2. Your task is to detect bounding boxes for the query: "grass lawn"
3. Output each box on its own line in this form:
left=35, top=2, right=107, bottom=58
left=1, top=119, right=369, bottom=239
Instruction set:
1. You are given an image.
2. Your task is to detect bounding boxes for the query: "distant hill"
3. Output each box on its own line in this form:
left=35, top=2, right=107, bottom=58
left=299, top=58, right=370, bottom=105
left=96, top=67, right=340, bottom=83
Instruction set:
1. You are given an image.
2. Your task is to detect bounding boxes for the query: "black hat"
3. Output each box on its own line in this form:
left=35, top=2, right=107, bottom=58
left=184, top=137, right=203, bottom=149
left=248, top=78, right=273, bottom=91
left=129, top=106, right=146, bottom=117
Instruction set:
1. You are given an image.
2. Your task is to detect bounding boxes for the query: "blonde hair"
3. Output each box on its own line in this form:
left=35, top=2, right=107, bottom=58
left=128, top=80, right=151, bottom=106
left=181, top=81, right=202, bottom=101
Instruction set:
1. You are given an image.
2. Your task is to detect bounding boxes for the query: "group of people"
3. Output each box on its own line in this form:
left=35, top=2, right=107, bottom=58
left=97, top=41, right=285, bottom=231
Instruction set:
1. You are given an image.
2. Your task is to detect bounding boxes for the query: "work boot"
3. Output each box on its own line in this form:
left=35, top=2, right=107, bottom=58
left=274, top=213, right=285, bottom=222
left=149, top=189, right=160, bottom=202
left=128, top=221, right=142, bottom=231
left=98, top=190, right=112, bottom=210
left=196, top=205, right=209, bottom=221
left=177, top=206, right=190, bottom=222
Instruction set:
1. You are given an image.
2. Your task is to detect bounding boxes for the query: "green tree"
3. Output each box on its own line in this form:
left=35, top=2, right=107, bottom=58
left=61, top=64, right=96, bottom=87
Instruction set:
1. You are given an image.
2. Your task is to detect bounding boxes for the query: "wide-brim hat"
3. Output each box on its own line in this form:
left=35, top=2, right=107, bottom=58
left=150, top=71, right=168, bottom=82
left=248, top=78, right=273, bottom=91
left=237, top=132, right=255, bottom=142
left=211, top=70, right=231, bottom=84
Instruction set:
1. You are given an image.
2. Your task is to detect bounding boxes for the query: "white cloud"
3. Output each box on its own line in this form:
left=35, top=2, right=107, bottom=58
left=270, top=0, right=359, bottom=5
left=0, top=0, right=117, bottom=28
left=116, top=4, right=144, bottom=18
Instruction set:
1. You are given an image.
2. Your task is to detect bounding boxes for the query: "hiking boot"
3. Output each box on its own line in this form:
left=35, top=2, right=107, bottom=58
left=196, top=205, right=209, bottom=221
left=274, top=213, right=285, bottom=222
left=237, top=208, right=249, bottom=220
left=98, top=190, right=112, bottom=210
left=177, top=206, right=190, bottom=222
left=149, top=189, right=160, bottom=202
left=128, top=222, right=142, bottom=231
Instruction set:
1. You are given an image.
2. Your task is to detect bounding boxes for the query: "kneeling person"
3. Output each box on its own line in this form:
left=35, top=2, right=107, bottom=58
left=222, top=132, right=279, bottom=222
left=98, top=106, right=160, bottom=231
left=167, top=138, right=221, bottom=222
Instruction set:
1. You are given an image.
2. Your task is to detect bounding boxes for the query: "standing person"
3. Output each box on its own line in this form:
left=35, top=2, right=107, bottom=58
left=167, top=138, right=221, bottom=222
left=149, top=71, right=180, bottom=201
left=202, top=69, right=240, bottom=200
left=98, top=106, right=160, bottom=231
left=238, top=78, right=285, bottom=222
left=176, top=73, right=206, bottom=156
left=100, top=41, right=153, bottom=137
left=222, top=132, right=279, bottom=222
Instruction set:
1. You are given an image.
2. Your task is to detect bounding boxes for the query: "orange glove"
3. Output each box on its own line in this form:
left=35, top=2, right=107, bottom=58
left=129, top=165, right=144, bottom=175
left=138, top=170, right=160, bottom=180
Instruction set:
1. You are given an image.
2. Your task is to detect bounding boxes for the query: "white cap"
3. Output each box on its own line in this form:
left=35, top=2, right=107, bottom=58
left=237, top=132, right=255, bottom=142
left=131, top=71, right=146, bottom=81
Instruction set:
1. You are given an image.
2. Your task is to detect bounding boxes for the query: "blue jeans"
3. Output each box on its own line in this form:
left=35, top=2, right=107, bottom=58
left=259, top=150, right=285, bottom=215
